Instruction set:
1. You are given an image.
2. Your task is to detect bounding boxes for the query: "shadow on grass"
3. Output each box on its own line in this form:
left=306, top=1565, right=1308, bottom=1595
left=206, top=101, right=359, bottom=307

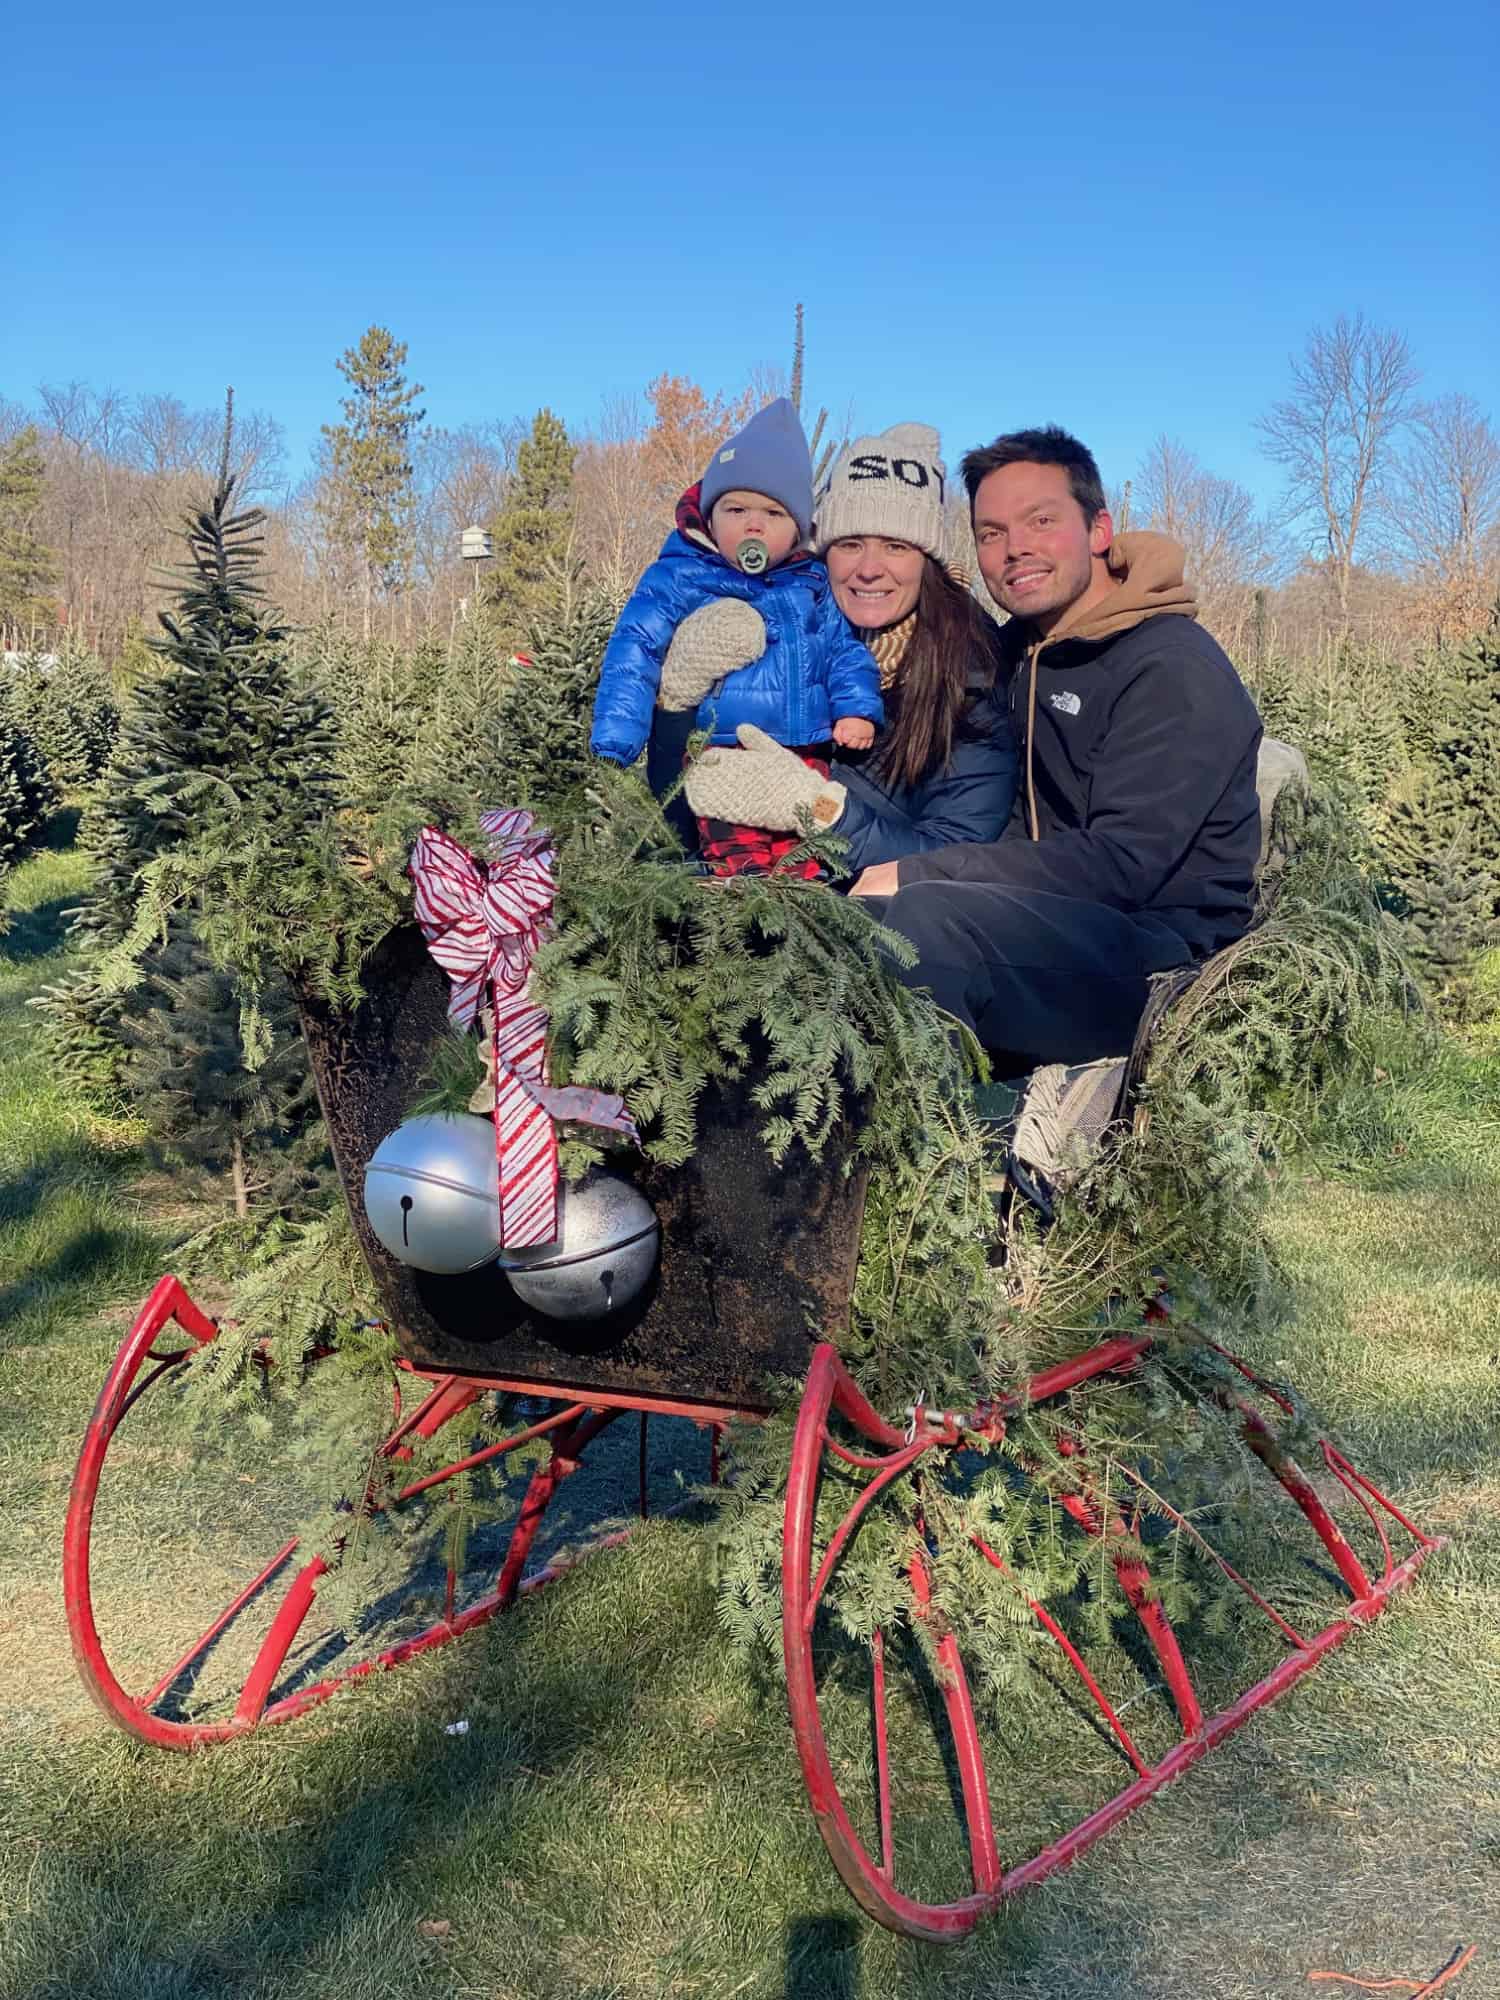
left=0, top=1218, right=165, bottom=1340
left=9, top=1559, right=877, bottom=2000
left=0, top=893, right=83, bottom=965
left=785, top=1914, right=860, bottom=1997
left=0, top=1142, right=122, bottom=1228
left=13, top=1619, right=635, bottom=1997
left=42, top=806, right=84, bottom=851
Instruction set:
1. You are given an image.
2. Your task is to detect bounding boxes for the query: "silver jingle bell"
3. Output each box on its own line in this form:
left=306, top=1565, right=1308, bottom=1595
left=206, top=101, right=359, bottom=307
left=498, top=1170, right=659, bottom=1321
left=736, top=536, right=769, bottom=575
left=363, top=1114, right=502, bottom=1275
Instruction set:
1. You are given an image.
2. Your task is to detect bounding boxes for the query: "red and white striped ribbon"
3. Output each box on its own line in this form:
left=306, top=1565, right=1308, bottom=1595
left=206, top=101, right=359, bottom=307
left=409, top=809, right=635, bottom=1248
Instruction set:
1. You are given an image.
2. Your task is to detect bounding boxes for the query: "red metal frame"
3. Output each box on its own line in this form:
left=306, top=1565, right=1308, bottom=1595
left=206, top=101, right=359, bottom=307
left=66, top=1275, right=1444, bottom=1950
left=63, top=1276, right=742, bottom=1750
left=782, top=1339, right=1444, bottom=1944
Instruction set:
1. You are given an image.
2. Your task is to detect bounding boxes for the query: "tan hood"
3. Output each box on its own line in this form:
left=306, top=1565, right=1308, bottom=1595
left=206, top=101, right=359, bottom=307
left=1047, top=530, right=1198, bottom=645
left=1012, top=531, right=1200, bottom=842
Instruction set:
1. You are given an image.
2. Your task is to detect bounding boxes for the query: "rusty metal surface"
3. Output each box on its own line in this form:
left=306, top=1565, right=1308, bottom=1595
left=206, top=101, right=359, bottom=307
left=295, top=922, right=868, bottom=1409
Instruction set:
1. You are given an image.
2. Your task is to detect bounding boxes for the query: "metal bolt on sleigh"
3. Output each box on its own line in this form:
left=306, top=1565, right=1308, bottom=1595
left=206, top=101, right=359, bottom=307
left=64, top=808, right=1442, bottom=1945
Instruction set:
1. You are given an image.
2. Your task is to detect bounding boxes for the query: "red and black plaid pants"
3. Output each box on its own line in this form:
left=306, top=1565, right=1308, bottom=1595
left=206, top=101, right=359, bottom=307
left=696, top=748, right=829, bottom=880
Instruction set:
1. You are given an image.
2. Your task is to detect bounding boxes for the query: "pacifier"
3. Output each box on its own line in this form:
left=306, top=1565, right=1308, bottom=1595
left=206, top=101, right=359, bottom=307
left=736, top=537, right=769, bottom=576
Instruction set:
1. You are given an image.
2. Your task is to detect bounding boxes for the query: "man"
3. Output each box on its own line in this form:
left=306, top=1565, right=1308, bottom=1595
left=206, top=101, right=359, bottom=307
left=851, top=425, right=1263, bottom=1067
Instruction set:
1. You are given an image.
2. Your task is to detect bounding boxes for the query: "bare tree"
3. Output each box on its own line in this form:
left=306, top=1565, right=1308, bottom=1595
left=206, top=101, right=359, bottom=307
left=408, top=421, right=516, bottom=631
left=1135, top=437, right=1276, bottom=589
left=574, top=370, right=762, bottom=605
left=126, top=393, right=285, bottom=499
left=1386, top=391, right=1500, bottom=636
left=1257, top=313, right=1418, bottom=629
left=573, top=394, right=658, bottom=605
left=1132, top=436, right=1281, bottom=654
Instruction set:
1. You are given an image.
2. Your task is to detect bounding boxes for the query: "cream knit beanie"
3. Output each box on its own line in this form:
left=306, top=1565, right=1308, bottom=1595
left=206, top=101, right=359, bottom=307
left=814, top=422, right=949, bottom=562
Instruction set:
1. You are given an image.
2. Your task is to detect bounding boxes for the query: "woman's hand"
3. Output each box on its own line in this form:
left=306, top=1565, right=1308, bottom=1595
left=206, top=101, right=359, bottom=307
left=684, top=724, right=847, bottom=831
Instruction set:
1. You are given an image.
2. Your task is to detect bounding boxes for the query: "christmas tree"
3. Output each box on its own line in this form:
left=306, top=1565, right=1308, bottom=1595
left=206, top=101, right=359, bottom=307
left=81, top=397, right=340, bottom=960
left=0, top=676, right=57, bottom=870
left=0, top=425, right=58, bottom=639
left=492, top=560, right=614, bottom=814
left=120, top=920, right=323, bottom=1217
left=9, top=640, right=119, bottom=794
left=52, top=397, right=342, bottom=1159
left=318, top=327, right=426, bottom=642
left=1380, top=622, right=1500, bottom=1008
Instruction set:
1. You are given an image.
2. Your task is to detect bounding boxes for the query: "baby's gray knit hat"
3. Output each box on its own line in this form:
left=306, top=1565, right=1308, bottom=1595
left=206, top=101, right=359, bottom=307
left=815, top=422, right=949, bottom=562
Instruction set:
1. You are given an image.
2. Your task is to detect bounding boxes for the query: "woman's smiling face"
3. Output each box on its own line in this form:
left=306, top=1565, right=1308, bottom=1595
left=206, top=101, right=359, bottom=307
left=825, top=537, right=925, bottom=628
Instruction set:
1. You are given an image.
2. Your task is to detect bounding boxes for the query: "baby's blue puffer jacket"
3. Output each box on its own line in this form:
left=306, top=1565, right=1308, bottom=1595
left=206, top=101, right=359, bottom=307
left=589, top=532, right=883, bottom=766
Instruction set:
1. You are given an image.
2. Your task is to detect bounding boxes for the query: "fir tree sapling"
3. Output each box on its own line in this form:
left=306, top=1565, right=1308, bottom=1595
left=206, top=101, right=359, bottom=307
left=43, top=393, right=342, bottom=1155
left=0, top=677, right=57, bottom=870
left=328, top=558, right=614, bottom=891
left=1382, top=623, right=1500, bottom=1010
left=9, top=641, right=119, bottom=793
left=495, top=561, right=615, bottom=812
left=1382, top=789, right=1499, bottom=1012
left=81, top=395, right=345, bottom=988
left=1245, top=646, right=1405, bottom=823
left=120, top=920, right=323, bottom=1217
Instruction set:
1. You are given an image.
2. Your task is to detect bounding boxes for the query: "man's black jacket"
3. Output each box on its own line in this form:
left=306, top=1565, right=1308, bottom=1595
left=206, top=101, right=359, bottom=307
left=897, top=534, right=1263, bottom=960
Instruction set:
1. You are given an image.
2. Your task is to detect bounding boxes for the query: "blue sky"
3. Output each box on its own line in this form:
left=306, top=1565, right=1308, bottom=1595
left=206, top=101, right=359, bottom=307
left=5, top=0, right=1496, bottom=517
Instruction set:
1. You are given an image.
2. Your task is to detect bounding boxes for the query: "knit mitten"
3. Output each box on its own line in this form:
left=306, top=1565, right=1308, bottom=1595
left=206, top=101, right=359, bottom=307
left=658, top=600, right=767, bottom=712
left=684, top=724, right=847, bottom=831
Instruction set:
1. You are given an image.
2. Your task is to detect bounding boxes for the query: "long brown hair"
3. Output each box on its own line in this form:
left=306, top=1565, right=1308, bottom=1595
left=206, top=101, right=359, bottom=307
left=870, top=558, right=1004, bottom=793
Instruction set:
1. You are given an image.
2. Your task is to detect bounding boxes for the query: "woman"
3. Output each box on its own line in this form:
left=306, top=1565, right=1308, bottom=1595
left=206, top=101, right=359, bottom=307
left=681, top=421, right=1018, bottom=871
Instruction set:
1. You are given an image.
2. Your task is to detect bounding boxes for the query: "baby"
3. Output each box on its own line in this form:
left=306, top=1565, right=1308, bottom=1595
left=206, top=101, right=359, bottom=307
left=589, top=398, right=882, bottom=872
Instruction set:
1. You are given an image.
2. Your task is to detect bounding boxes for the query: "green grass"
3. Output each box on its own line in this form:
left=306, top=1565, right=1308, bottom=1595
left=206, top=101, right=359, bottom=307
left=2, top=828, right=1497, bottom=1999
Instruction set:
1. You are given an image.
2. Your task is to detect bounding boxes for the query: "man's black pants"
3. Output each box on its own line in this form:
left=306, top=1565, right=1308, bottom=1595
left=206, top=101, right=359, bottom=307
left=863, top=882, right=1195, bottom=1068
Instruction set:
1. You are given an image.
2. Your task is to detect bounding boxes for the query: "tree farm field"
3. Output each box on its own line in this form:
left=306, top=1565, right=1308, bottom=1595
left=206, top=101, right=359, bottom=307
left=2, top=832, right=1497, bottom=2000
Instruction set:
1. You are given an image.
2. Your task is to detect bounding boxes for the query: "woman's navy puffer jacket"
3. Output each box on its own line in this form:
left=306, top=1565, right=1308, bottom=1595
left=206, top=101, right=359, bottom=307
left=834, top=686, right=1019, bottom=872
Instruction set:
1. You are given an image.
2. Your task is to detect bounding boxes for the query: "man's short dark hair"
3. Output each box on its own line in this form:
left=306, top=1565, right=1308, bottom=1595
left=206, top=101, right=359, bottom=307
left=961, top=426, right=1107, bottom=525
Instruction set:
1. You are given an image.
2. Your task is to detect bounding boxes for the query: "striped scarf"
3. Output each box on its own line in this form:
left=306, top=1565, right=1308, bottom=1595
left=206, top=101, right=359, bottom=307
left=857, top=608, right=917, bottom=690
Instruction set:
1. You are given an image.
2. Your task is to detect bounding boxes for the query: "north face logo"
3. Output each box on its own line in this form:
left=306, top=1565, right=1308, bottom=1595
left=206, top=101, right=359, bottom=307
left=1050, top=690, right=1082, bottom=716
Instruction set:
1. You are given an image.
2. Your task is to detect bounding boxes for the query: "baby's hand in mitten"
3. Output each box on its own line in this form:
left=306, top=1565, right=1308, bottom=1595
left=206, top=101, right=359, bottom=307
left=832, top=716, right=876, bottom=751
left=658, top=599, right=768, bottom=712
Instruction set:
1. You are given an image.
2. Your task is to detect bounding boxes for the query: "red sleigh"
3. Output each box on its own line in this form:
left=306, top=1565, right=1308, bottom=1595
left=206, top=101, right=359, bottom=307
left=64, top=918, right=1441, bottom=1944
